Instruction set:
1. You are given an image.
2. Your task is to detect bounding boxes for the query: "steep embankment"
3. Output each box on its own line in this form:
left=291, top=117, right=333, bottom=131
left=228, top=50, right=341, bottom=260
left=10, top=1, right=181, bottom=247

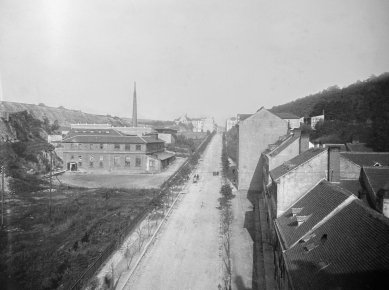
left=0, top=101, right=131, bottom=127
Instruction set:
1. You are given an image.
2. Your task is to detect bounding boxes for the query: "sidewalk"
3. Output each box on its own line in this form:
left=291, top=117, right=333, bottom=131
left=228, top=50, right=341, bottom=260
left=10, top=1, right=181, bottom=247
left=229, top=185, right=254, bottom=290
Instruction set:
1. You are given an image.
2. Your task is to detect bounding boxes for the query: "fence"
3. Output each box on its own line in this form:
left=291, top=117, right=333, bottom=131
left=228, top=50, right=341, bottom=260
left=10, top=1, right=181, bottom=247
left=68, top=132, right=215, bottom=290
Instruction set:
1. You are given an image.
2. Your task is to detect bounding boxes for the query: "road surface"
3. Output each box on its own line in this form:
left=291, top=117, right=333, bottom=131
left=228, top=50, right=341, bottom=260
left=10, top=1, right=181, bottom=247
left=125, top=133, right=224, bottom=290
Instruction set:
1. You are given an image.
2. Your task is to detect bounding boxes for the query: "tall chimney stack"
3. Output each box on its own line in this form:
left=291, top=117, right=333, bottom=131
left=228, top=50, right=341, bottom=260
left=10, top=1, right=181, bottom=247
left=132, top=82, right=137, bottom=127
left=328, top=145, right=340, bottom=183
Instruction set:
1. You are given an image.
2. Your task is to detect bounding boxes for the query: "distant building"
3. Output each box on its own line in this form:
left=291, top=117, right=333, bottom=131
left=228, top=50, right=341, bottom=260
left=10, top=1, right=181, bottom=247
left=62, top=128, right=175, bottom=173
left=304, top=112, right=325, bottom=129
left=225, top=117, right=237, bottom=131
left=191, top=118, right=204, bottom=132
left=236, top=114, right=252, bottom=124
left=272, top=112, right=301, bottom=129
left=202, top=117, right=217, bottom=133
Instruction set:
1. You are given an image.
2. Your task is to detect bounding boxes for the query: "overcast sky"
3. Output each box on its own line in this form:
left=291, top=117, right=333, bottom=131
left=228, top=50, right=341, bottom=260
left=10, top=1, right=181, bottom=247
left=0, top=0, right=388, bottom=125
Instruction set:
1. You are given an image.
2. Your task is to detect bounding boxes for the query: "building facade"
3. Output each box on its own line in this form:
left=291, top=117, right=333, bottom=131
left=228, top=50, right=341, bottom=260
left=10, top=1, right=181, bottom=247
left=237, top=108, right=288, bottom=191
left=226, top=117, right=237, bottom=131
left=62, top=128, right=174, bottom=173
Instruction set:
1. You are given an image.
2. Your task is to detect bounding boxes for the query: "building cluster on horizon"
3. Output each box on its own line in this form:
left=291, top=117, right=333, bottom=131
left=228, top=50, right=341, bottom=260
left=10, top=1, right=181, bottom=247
left=174, top=114, right=217, bottom=133
left=235, top=107, right=389, bottom=290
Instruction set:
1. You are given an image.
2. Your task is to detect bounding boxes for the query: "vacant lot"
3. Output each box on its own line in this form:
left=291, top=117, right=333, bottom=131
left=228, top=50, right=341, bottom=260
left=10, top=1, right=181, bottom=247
left=55, top=157, right=187, bottom=189
left=0, top=186, right=158, bottom=290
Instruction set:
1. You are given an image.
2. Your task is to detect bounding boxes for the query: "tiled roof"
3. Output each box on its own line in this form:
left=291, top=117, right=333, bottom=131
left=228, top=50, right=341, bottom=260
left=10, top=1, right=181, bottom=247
left=345, top=142, right=374, bottom=152
left=65, top=128, right=123, bottom=138
left=362, top=166, right=389, bottom=195
left=341, top=152, right=389, bottom=167
left=276, top=180, right=353, bottom=249
left=284, top=200, right=389, bottom=290
left=63, top=135, right=164, bottom=144
left=268, top=135, right=300, bottom=157
left=270, top=148, right=327, bottom=181
left=339, top=180, right=361, bottom=196
left=272, top=112, right=301, bottom=119
left=154, top=152, right=175, bottom=160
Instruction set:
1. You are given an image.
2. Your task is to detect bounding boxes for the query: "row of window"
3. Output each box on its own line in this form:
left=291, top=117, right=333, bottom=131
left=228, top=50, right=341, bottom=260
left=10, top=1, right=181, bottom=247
left=71, top=155, right=155, bottom=168
left=69, top=143, right=144, bottom=151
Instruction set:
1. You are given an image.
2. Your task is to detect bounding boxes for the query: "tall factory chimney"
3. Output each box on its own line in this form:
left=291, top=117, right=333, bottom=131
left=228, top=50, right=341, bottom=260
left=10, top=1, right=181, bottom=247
left=132, top=82, right=137, bottom=127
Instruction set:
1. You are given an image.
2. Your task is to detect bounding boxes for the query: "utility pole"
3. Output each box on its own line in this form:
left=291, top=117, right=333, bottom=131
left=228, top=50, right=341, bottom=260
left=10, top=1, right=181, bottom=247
left=1, top=165, right=4, bottom=228
left=49, top=150, right=52, bottom=219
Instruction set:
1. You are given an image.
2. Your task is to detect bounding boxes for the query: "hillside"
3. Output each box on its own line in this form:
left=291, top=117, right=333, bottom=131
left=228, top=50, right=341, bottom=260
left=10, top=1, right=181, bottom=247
left=270, top=72, right=389, bottom=151
left=0, top=101, right=131, bottom=127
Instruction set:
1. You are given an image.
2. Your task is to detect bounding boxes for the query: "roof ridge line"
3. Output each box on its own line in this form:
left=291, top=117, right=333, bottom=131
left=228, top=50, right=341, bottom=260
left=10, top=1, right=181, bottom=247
left=273, top=148, right=327, bottom=181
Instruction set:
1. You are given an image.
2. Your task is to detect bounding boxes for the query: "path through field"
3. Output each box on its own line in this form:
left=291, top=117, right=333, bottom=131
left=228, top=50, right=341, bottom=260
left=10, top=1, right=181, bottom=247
left=124, top=133, right=224, bottom=290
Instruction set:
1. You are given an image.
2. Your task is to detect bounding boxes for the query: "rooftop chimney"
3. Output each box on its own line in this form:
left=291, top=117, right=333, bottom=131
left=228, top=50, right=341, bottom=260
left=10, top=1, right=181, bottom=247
left=328, top=145, right=340, bottom=183
left=132, top=82, right=137, bottom=127
left=299, top=132, right=310, bottom=154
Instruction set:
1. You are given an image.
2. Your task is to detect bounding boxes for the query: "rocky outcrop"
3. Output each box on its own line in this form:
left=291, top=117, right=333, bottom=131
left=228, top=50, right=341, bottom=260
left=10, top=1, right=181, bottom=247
left=0, top=101, right=131, bottom=127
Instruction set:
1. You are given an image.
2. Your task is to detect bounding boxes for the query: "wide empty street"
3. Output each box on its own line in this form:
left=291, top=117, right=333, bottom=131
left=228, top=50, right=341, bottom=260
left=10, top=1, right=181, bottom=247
left=125, top=134, right=224, bottom=290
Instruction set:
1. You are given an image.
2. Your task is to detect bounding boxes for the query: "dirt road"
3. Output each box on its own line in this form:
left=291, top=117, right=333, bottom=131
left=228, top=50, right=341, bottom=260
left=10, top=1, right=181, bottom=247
left=55, top=157, right=187, bottom=189
left=125, top=134, right=223, bottom=290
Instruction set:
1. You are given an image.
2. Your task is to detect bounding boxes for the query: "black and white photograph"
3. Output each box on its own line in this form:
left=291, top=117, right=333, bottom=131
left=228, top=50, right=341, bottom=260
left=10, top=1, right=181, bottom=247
left=0, top=1, right=388, bottom=289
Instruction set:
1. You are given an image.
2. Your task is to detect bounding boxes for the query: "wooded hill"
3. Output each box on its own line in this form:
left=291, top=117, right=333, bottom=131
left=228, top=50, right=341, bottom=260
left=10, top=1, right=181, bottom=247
left=270, top=72, right=389, bottom=151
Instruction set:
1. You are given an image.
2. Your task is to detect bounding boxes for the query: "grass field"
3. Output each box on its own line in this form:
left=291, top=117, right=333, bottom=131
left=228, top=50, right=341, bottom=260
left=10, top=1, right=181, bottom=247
left=0, top=185, right=158, bottom=290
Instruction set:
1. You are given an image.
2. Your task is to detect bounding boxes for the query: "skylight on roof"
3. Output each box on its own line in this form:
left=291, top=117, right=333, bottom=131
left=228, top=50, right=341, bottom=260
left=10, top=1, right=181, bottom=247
left=303, top=242, right=316, bottom=253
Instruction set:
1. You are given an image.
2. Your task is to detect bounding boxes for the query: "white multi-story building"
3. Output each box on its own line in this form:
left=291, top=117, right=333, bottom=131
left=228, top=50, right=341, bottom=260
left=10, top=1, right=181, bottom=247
left=226, top=117, right=237, bottom=131
left=191, top=118, right=204, bottom=132
left=202, top=117, right=217, bottom=133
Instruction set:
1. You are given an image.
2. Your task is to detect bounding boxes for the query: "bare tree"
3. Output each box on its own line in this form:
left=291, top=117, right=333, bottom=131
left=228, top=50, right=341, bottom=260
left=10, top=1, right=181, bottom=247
left=105, top=261, right=122, bottom=290
left=122, top=242, right=136, bottom=270
left=136, top=226, right=145, bottom=251
left=146, top=214, right=153, bottom=237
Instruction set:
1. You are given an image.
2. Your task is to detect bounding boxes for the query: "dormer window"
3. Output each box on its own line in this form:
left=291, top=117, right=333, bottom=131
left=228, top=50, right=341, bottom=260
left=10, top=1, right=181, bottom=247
left=292, top=208, right=303, bottom=217
left=296, top=215, right=311, bottom=226
left=374, top=162, right=381, bottom=167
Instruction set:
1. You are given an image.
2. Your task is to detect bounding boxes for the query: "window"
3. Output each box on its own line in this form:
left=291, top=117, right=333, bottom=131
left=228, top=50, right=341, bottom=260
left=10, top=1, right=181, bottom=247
left=99, top=162, right=104, bottom=168
left=125, top=156, right=131, bottom=167
left=114, top=156, right=120, bottom=167
left=100, top=144, right=104, bottom=149
left=114, top=144, right=120, bottom=150
left=136, top=144, right=141, bottom=151
left=78, top=162, right=82, bottom=167
left=149, top=160, right=155, bottom=167
left=100, top=156, right=104, bottom=161
left=135, top=156, right=141, bottom=167
left=90, top=144, right=93, bottom=150
left=90, top=156, right=94, bottom=161
left=89, top=161, right=93, bottom=167
left=125, top=144, right=131, bottom=150
left=79, top=156, right=82, bottom=161
left=70, top=155, right=74, bottom=159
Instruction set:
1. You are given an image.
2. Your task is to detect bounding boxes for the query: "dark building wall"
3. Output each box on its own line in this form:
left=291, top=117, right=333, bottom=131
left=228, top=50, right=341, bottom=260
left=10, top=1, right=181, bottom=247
left=238, top=109, right=288, bottom=191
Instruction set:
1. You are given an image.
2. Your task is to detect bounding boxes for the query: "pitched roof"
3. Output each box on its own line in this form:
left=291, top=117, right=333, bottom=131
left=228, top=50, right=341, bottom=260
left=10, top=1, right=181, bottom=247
left=270, top=148, right=327, bottom=180
left=284, top=200, right=389, bottom=290
left=362, top=166, right=389, bottom=195
left=268, top=135, right=300, bottom=157
left=345, top=142, right=374, bottom=152
left=339, top=180, right=361, bottom=195
left=341, top=152, right=389, bottom=167
left=63, top=135, right=164, bottom=144
left=276, top=180, right=353, bottom=249
left=272, top=112, right=301, bottom=119
left=66, top=128, right=124, bottom=138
